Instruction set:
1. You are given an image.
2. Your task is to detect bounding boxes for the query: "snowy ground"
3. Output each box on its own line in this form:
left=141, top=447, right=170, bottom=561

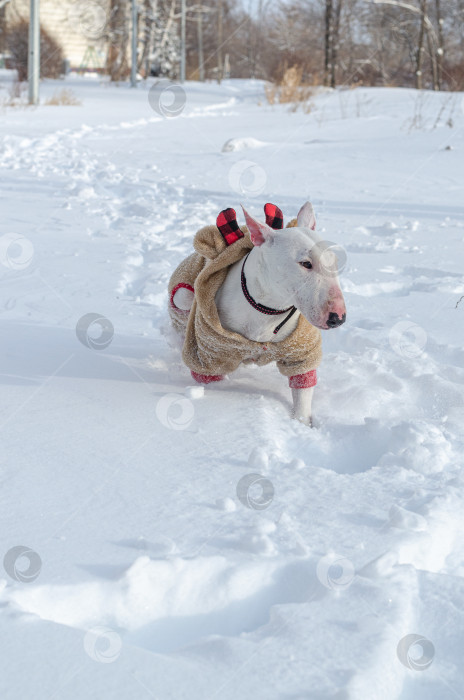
left=1, top=74, right=464, bottom=699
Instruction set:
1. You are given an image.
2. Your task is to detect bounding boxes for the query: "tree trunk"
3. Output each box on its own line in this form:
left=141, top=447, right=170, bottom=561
left=435, top=0, right=444, bottom=89
left=330, top=0, right=343, bottom=88
left=217, top=0, right=223, bottom=82
left=197, top=11, right=204, bottom=81
left=324, top=0, right=333, bottom=87
left=106, top=0, right=130, bottom=82
left=139, top=0, right=157, bottom=76
left=426, top=23, right=439, bottom=90
left=415, top=0, right=427, bottom=89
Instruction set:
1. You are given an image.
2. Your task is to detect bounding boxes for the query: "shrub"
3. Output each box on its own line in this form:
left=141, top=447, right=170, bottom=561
left=44, top=89, right=81, bottom=106
left=265, top=66, right=314, bottom=112
left=6, top=19, right=64, bottom=82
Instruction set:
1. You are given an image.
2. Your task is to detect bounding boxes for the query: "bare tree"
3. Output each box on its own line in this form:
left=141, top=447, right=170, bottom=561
left=0, top=0, right=11, bottom=52
left=365, top=0, right=440, bottom=88
left=324, top=0, right=343, bottom=87
left=138, top=0, right=157, bottom=77
left=415, top=0, right=426, bottom=88
left=6, top=0, right=458, bottom=89
left=106, top=0, right=130, bottom=81
left=434, top=0, right=444, bottom=87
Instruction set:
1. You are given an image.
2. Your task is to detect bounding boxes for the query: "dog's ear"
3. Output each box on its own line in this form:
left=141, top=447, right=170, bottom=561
left=297, top=202, right=316, bottom=231
left=241, top=206, right=274, bottom=246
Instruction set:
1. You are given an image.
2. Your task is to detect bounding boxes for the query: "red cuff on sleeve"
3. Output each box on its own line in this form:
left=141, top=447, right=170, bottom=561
left=191, top=370, right=224, bottom=384
left=289, top=370, right=317, bottom=389
left=170, top=283, right=194, bottom=313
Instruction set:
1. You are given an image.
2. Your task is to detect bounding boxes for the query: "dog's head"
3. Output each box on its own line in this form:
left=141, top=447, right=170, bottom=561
left=242, top=202, right=346, bottom=330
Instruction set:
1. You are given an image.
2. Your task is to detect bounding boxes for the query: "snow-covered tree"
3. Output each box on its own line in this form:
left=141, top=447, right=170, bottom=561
left=143, top=0, right=180, bottom=79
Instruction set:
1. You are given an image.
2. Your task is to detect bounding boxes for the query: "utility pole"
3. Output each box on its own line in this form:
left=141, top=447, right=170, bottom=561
left=180, top=0, right=186, bottom=82
left=197, top=9, right=204, bottom=81
left=131, top=0, right=138, bottom=87
left=28, top=0, right=40, bottom=105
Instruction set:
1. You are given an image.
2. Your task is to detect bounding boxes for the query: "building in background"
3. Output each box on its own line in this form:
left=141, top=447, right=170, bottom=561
left=4, top=0, right=108, bottom=72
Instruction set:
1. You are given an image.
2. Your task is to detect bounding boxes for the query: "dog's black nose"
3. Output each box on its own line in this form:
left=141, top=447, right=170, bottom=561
left=327, top=312, right=346, bottom=328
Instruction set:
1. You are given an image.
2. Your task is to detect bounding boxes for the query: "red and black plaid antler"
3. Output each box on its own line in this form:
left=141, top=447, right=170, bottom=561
left=264, top=203, right=284, bottom=230
left=216, top=208, right=245, bottom=246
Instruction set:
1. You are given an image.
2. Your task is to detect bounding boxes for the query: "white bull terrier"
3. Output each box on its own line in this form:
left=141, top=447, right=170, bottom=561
left=171, top=202, right=346, bottom=425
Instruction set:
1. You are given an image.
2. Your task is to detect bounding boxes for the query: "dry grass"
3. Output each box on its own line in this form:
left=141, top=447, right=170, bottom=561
left=0, top=80, right=29, bottom=109
left=44, top=89, right=81, bottom=106
left=265, top=66, right=314, bottom=113
left=1, top=84, right=82, bottom=109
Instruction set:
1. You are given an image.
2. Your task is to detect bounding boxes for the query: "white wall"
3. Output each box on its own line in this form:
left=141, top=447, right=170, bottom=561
left=6, top=0, right=109, bottom=70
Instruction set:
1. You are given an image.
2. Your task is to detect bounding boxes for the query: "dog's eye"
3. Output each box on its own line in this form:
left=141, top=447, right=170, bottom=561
left=300, top=261, right=313, bottom=270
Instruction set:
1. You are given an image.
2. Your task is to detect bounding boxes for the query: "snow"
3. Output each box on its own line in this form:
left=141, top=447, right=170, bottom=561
left=221, top=136, right=269, bottom=152
left=1, top=74, right=464, bottom=699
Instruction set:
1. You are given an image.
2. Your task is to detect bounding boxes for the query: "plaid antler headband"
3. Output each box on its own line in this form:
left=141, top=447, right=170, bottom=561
left=264, top=202, right=284, bottom=229
left=216, top=203, right=284, bottom=246
left=216, top=208, right=245, bottom=246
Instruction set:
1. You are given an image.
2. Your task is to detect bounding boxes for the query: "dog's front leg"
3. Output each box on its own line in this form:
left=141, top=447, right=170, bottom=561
left=291, top=387, right=314, bottom=426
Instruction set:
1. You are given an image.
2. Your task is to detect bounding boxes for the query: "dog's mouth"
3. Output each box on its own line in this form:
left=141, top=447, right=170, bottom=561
left=301, top=316, right=327, bottom=331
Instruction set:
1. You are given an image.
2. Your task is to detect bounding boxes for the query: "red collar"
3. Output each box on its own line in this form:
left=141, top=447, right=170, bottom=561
left=240, top=253, right=297, bottom=335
